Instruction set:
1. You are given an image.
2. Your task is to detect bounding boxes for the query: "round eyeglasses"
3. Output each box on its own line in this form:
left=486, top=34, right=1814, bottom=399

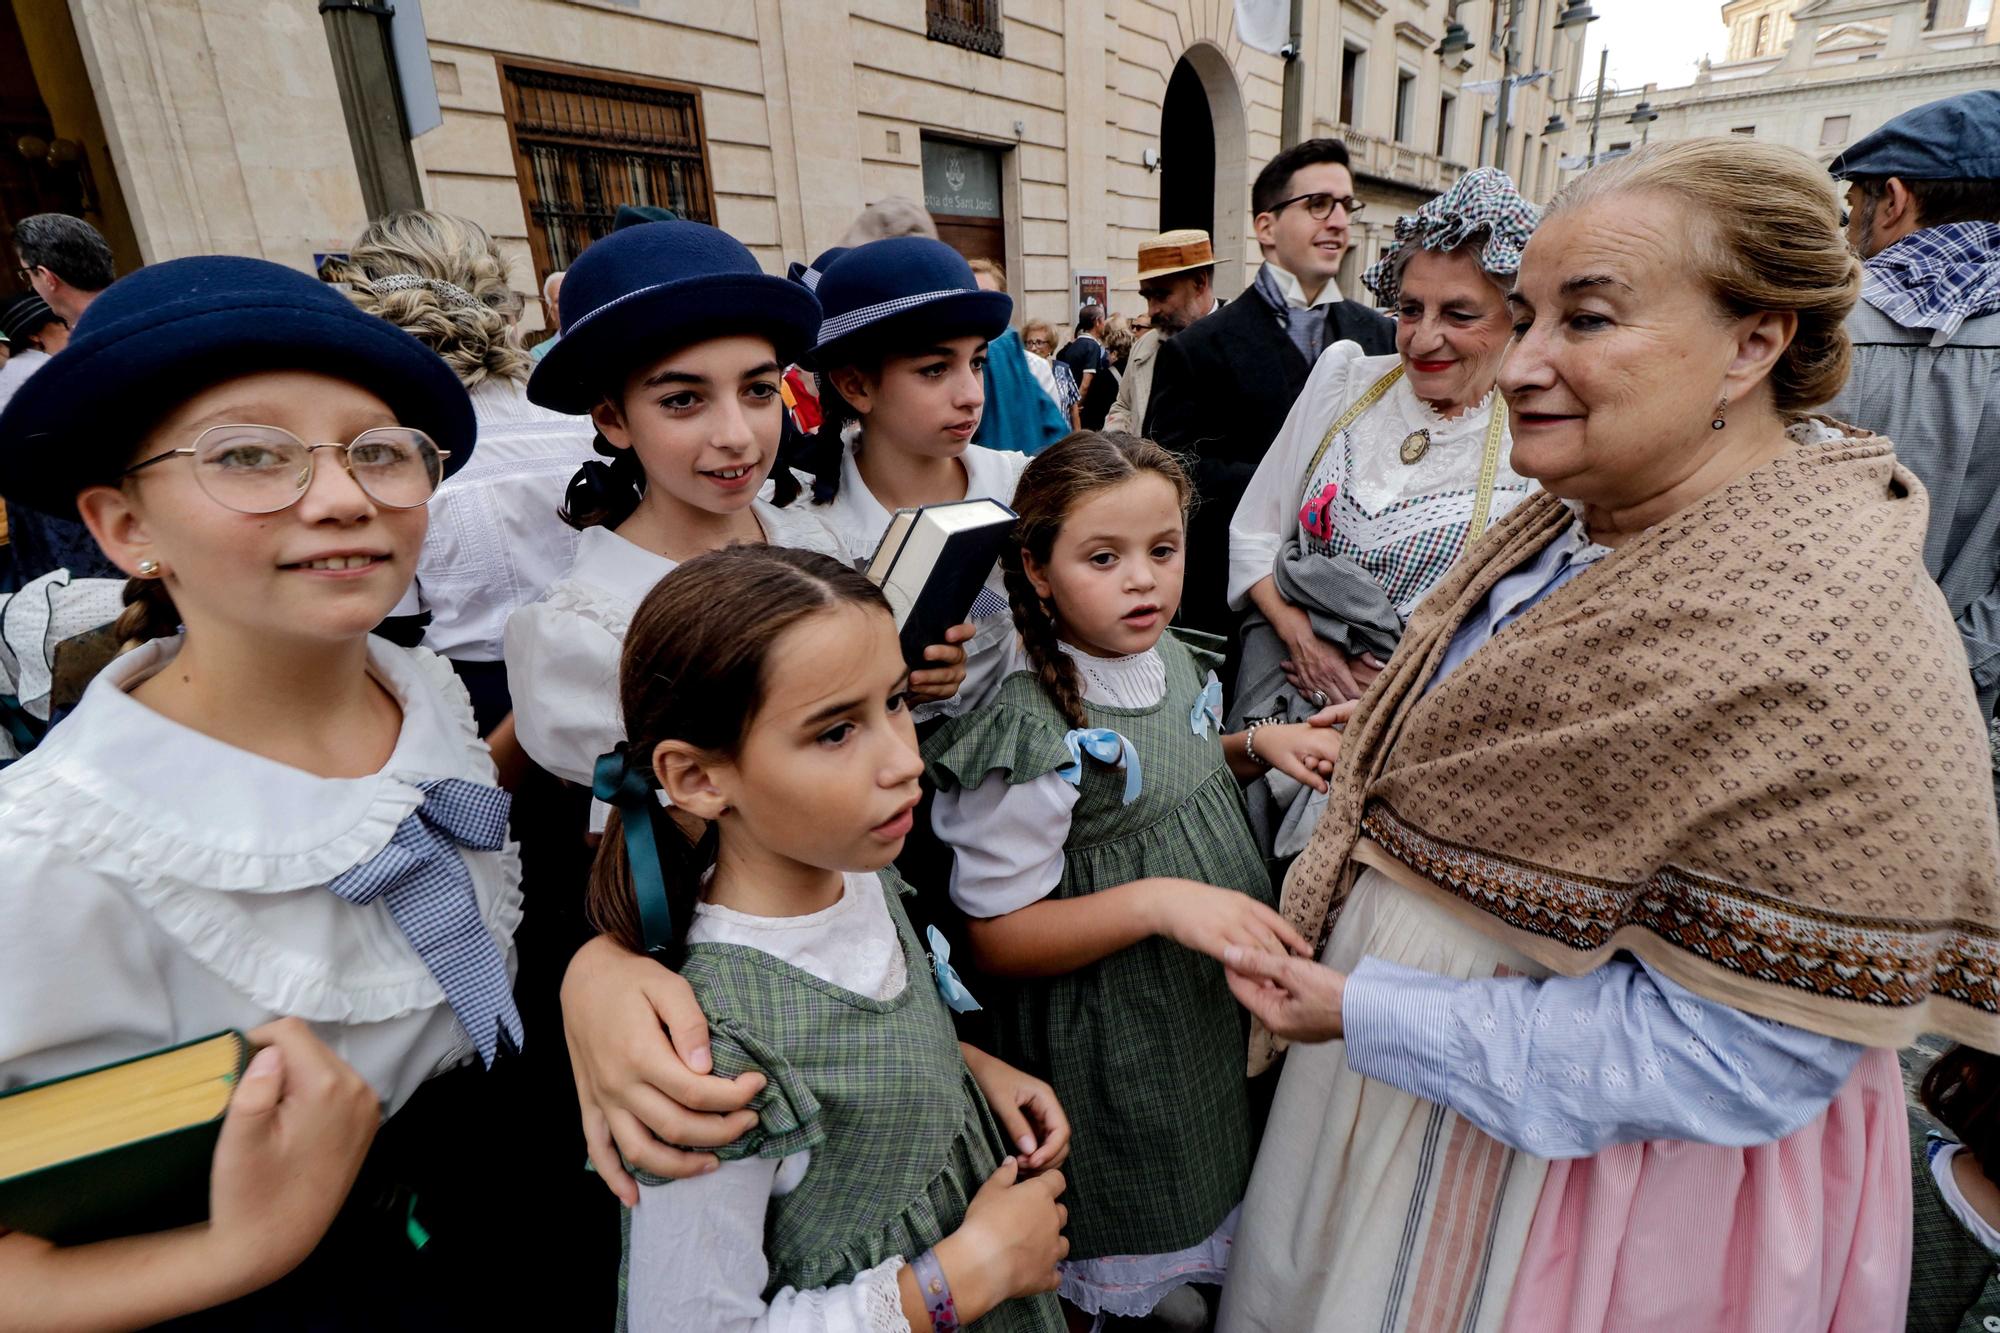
left=122, top=424, right=449, bottom=515
left=1265, top=191, right=1366, bottom=222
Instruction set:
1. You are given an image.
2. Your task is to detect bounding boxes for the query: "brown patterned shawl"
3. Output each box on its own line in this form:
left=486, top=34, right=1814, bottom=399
left=1275, top=424, right=2000, bottom=1056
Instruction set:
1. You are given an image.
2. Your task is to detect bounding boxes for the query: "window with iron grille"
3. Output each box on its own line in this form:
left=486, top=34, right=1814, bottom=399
left=499, top=59, right=717, bottom=285
left=927, top=0, right=1003, bottom=56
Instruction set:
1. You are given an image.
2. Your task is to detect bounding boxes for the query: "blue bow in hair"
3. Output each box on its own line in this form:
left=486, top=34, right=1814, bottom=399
left=327, top=778, right=520, bottom=1067
left=926, top=926, right=982, bottom=1013
left=592, top=746, right=676, bottom=957
left=1056, top=727, right=1143, bottom=805
left=1190, top=672, right=1224, bottom=739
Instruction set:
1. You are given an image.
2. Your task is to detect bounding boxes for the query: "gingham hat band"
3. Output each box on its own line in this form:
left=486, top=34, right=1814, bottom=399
left=816, top=288, right=970, bottom=347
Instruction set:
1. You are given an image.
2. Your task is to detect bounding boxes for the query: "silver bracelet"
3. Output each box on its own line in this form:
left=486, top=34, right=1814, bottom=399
left=1244, top=720, right=1271, bottom=769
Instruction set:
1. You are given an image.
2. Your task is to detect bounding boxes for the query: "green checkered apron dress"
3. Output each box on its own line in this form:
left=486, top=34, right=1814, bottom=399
left=925, top=634, right=1273, bottom=1261
left=616, top=870, right=1063, bottom=1333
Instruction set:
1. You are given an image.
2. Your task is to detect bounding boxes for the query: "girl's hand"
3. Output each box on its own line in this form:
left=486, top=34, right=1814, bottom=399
left=1223, top=946, right=1347, bottom=1043
left=1308, top=700, right=1360, bottom=729
left=1252, top=722, right=1344, bottom=793
left=1146, top=879, right=1310, bottom=966
left=960, top=1046, right=1069, bottom=1171
left=560, top=936, right=765, bottom=1204
left=908, top=622, right=976, bottom=703
left=937, top=1157, right=1068, bottom=1313
left=202, top=1019, right=380, bottom=1292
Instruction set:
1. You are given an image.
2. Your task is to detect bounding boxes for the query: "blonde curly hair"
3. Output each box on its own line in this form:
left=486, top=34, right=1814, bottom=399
left=340, top=210, right=531, bottom=388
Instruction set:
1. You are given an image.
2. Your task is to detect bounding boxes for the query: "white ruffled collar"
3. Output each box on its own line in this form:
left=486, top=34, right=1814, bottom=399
left=8, top=634, right=487, bottom=889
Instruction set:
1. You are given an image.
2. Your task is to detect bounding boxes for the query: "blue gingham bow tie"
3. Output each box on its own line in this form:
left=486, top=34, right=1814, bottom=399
left=1057, top=727, right=1143, bottom=805
left=328, top=778, right=521, bottom=1067
left=1190, top=672, right=1224, bottom=739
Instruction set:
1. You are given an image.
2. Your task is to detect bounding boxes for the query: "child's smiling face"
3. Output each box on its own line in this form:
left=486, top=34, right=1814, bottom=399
left=1022, top=471, right=1187, bottom=660
left=593, top=333, right=786, bottom=516
left=665, top=600, right=925, bottom=877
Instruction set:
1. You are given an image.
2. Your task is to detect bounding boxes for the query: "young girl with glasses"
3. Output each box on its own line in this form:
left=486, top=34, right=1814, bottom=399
left=590, top=543, right=1068, bottom=1333
left=0, top=256, right=526, bottom=1325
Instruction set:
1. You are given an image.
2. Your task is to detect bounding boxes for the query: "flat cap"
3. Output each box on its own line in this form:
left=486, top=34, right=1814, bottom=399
left=1829, top=90, right=2000, bottom=182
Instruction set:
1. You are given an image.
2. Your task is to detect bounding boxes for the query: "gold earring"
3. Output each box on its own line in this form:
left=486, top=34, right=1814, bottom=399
left=136, top=558, right=161, bottom=577
left=1711, top=395, right=1728, bottom=431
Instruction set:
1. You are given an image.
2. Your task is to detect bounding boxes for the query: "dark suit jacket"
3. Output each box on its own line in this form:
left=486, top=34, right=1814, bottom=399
left=1143, top=292, right=1396, bottom=633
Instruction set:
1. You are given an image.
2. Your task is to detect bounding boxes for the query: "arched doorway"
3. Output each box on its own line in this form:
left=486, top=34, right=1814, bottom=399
left=1156, top=42, right=1247, bottom=295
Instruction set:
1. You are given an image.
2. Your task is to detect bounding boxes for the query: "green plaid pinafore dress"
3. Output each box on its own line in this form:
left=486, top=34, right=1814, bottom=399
left=618, top=870, right=1063, bottom=1333
left=925, top=634, right=1272, bottom=1260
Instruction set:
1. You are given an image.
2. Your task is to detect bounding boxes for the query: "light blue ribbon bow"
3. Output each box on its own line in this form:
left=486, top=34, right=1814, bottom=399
left=1057, top=727, right=1143, bottom=805
left=328, top=778, right=521, bottom=1067
left=926, top=926, right=982, bottom=1013
left=1190, top=672, right=1224, bottom=739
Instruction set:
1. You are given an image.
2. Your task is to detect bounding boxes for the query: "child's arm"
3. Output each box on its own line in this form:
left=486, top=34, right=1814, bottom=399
left=626, top=1153, right=1065, bottom=1332
left=0, top=1020, right=379, bottom=1333
left=965, top=877, right=1308, bottom=979
left=1223, top=701, right=1358, bottom=790
left=959, top=1044, right=1069, bottom=1171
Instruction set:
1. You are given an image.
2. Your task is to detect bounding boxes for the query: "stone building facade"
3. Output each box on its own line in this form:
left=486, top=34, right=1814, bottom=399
left=1553, top=0, right=1999, bottom=182
left=4, top=0, right=1583, bottom=335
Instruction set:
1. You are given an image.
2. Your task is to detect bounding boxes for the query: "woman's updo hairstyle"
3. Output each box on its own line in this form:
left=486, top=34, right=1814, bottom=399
left=1546, top=138, right=1861, bottom=415
left=340, top=210, right=532, bottom=389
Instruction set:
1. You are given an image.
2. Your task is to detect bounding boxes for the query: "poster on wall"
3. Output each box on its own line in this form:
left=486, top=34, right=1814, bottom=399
left=1072, top=270, right=1109, bottom=313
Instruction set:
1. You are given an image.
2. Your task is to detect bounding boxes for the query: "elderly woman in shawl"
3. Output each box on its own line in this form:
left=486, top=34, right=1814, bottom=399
left=1216, top=138, right=2000, bottom=1333
left=1228, top=170, right=1539, bottom=857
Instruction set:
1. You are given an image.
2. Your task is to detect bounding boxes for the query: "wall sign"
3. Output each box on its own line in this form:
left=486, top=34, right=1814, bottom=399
left=921, top=139, right=1002, bottom=218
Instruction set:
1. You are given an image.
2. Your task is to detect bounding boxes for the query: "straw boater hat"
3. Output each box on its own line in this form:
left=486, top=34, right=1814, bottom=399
left=1130, top=229, right=1215, bottom=284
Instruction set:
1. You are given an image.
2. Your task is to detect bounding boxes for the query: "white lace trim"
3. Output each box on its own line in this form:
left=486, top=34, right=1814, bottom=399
left=11, top=645, right=523, bottom=1023
left=858, top=1257, right=910, bottom=1332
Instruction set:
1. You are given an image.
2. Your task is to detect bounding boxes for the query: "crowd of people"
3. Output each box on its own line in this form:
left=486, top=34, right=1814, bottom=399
left=0, top=86, right=1996, bottom=1333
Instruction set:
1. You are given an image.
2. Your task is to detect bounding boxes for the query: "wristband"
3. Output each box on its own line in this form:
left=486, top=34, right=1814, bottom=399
left=912, top=1248, right=960, bottom=1333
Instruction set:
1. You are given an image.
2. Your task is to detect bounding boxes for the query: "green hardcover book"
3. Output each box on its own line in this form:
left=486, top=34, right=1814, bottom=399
left=0, top=1031, right=248, bottom=1245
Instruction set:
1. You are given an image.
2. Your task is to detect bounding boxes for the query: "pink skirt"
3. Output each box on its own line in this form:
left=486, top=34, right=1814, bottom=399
left=1499, top=1045, right=1912, bottom=1333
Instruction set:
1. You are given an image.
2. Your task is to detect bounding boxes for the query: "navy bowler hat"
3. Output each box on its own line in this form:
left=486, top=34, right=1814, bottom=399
left=527, top=220, right=821, bottom=415
left=805, top=237, right=1012, bottom=371
left=785, top=245, right=850, bottom=292
left=0, top=255, right=475, bottom=520
left=1829, top=90, right=2000, bottom=182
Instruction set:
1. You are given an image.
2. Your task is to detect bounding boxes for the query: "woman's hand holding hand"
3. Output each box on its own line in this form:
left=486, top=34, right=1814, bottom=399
left=1146, top=879, right=1311, bottom=966
left=1251, top=722, right=1344, bottom=793
left=561, top=936, right=765, bottom=1204
left=960, top=1046, right=1070, bottom=1171
left=1223, top=946, right=1347, bottom=1043
left=935, top=1157, right=1068, bottom=1315
left=201, top=1019, right=380, bottom=1294
left=908, top=622, right=976, bottom=703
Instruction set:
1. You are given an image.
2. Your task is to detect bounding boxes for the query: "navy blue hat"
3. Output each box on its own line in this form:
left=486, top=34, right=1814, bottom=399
left=527, top=220, right=821, bottom=415
left=1829, top=91, right=2000, bottom=182
left=785, top=245, right=849, bottom=292
left=805, top=237, right=1012, bottom=371
left=0, top=293, right=59, bottom=346
left=614, top=204, right=682, bottom=230
left=0, top=255, right=474, bottom=519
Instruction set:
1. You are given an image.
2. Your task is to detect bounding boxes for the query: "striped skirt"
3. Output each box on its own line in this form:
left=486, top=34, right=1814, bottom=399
left=1218, top=868, right=1549, bottom=1333
left=1218, top=866, right=1914, bottom=1333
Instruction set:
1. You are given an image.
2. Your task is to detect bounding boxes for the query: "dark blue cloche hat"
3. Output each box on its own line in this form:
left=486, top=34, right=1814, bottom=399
left=804, top=237, right=1012, bottom=371
left=1829, top=90, right=2000, bottom=182
left=528, top=220, right=821, bottom=415
left=0, top=255, right=475, bottom=519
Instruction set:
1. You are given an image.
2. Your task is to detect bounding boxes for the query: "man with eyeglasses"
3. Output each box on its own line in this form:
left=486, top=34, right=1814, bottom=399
left=12, top=213, right=115, bottom=329
left=1144, top=138, right=1394, bottom=636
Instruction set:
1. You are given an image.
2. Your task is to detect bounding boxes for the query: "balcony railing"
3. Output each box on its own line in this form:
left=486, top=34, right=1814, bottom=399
left=1316, top=122, right=1468, bottom=195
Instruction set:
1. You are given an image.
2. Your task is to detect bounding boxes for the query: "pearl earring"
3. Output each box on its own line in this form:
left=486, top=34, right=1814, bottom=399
left=1711, top=395, right=1728, bottom=431
left=136, top=558, right=161, bottom=577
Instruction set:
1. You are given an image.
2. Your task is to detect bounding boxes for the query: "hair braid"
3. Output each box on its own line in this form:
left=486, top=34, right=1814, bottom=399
left=1002, top=557, right=1088, bottom=730
left=114, top=576, right=181, bottom=653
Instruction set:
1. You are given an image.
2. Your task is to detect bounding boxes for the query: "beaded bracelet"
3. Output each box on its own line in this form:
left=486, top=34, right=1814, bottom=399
left=911, top=1248, right=960, bottom=1333
left=1244, top=719, right=1271, bottom=769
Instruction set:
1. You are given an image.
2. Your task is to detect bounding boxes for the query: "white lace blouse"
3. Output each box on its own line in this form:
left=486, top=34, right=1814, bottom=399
left=1228, top=341, right=1534, bottom=616
left=502, top=499, right=846, bottom=806
left=0, top=636, right=523, bottom=1114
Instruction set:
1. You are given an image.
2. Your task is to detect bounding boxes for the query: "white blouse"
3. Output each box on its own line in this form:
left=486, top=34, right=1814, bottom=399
left=810, top=440, right=1030, bottom=723
left=624, top=871, right=912, bottom=1333
left=0, top=636, right=523, bottom=1114
left=503, top=499, right=846, bottom=804
left=395, top=379, right=599, bottom=662
left=930, top=639, right=1168, bottom=919
left=1228, top=341, right=1533, bottom=615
